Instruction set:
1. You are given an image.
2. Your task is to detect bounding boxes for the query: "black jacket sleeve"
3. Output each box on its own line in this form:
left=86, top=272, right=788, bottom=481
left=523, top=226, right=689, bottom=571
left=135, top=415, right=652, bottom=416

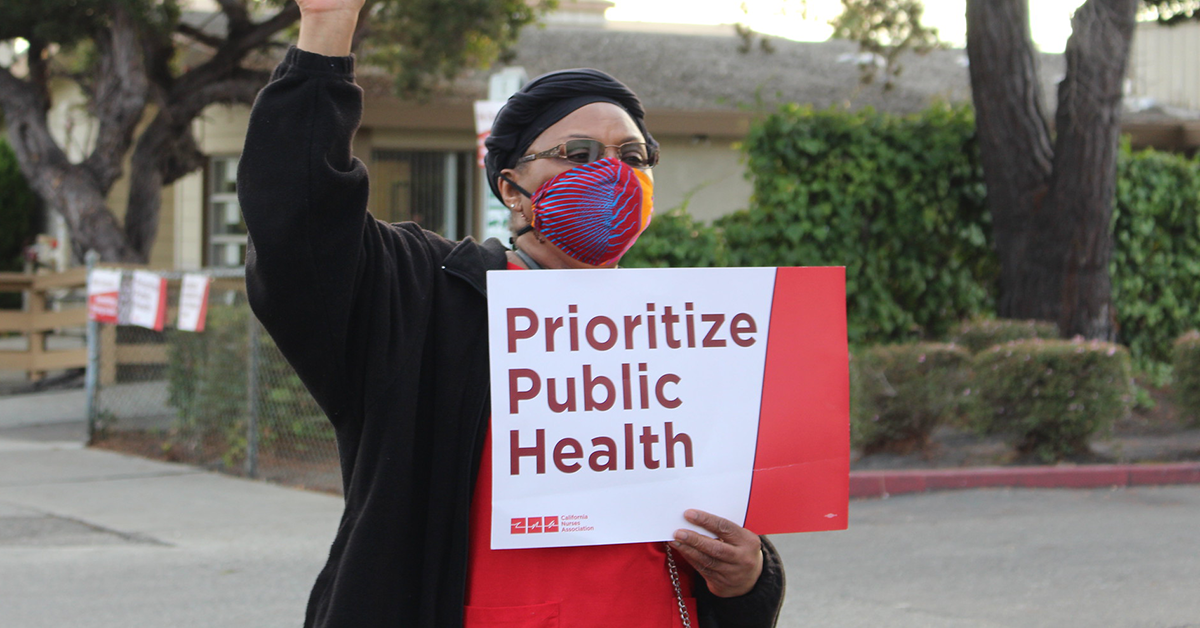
left=696, top=536, right=786, bottom=628
left=237, top=47, right=451, bottom=430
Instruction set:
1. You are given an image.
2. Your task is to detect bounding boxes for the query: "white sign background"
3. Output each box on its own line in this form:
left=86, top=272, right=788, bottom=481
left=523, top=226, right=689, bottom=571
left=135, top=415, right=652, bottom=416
left=128, top=270, right=166, bottom=331
left=177, top=274, right=211, bottom=332
left=86, top=269, right=123, bottom=323
left=487, top=267, right=777, bottom=549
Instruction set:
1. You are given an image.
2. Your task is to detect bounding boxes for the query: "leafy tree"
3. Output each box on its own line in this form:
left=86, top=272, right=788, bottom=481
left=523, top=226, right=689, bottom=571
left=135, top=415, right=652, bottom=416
left=0, top=136, right=39, bottom=268
left=0, top=136, right=39, bottom=309
left=834, top=0, right=1199, bottom=341
left=829, top=0, right=942, bottom=91
left=0, top=0, right=547, bottom=263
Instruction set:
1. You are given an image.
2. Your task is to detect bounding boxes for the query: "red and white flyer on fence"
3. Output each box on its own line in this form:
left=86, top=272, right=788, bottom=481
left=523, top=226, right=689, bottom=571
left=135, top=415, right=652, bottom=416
left=486, top=267, right=849, bottom=550
left=128, top=270, right=168, bottom=332
left=86, top=269, right=122, bottom=324
left=177, top=274, right=211, bottom=333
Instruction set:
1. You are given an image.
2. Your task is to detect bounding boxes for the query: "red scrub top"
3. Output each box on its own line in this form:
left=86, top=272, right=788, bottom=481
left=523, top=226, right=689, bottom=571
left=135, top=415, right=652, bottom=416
left=464, top=262, right=697, bottom=627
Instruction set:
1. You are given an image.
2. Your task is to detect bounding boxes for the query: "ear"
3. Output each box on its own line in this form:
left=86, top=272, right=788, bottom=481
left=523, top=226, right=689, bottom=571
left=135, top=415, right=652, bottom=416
left=498, top=169, right=531, bottom=228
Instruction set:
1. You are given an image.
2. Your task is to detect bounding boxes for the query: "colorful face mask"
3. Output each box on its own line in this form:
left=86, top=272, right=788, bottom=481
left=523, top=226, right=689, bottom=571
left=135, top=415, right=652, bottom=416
left=515, top=157, right=654, bottom=266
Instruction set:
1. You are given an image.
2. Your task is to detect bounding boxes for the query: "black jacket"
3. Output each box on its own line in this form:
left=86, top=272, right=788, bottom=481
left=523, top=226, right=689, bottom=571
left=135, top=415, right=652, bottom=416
left=239, top=46, right=784, bottom=628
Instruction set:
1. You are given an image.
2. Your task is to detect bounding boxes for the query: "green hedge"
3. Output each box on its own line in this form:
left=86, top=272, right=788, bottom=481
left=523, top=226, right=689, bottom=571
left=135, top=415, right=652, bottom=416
left=719, top=103, right=996, bottom=345
left=1112, top=148, right=1200, bottom=366
left=620, top=203, right=724, bottom=268
left=949, top=318, right=1060, bottom=354
left=850, top=342, right=973, bottom=453
left=1171, top=330, right=1200, bottom=427
left=166, top=305, right=332, bottom=459
left=0, top=137, right=39, bottom=309
left=971, top=339, right=1132, bottom=462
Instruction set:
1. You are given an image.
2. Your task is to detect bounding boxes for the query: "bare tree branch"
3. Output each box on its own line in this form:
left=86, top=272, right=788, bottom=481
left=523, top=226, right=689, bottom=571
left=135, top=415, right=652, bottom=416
left=216, top=0, right=253, bottom=35
left=177, top=22, right=227, bottom=49
left=0, top=54, right=70, bottom=173
left=172, top=2, right=299, bottom=99
left=352, top=0, right=378, bottom=51
left=25, top=39, right=52, bottom=111
left=81, top=5, right=149, bottom=191
left=0, top=64, right=30, bottom=112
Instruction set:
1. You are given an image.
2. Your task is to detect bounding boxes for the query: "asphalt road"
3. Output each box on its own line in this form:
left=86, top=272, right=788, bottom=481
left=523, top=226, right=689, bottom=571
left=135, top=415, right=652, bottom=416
left=2, top=389, right=1199, bottom=627
left=776, top=487, right=1200, bottom=627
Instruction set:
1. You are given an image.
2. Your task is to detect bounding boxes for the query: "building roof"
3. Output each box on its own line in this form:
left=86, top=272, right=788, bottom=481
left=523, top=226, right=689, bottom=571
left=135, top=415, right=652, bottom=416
left=359, top=24, right=1065, bottom=120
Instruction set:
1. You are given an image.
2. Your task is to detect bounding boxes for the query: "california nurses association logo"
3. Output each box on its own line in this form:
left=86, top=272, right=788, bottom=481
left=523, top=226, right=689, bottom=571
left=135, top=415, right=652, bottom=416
left=510, top=516, right=560, bottom=534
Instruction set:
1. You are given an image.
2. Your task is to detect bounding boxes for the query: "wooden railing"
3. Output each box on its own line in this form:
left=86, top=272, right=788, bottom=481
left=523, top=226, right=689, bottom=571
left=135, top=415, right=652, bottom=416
left=2, top=267, right=248, bottom=385
left=0, top=268, right=89, bottom=381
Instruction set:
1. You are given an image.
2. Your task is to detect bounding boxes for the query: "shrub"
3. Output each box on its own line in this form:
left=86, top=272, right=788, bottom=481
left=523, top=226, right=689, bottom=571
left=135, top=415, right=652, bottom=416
left=949, top=318, right=1060, bottom=354
left=1112, top=147, right=1200, bottom=367
left=851, top=342, right=973, bottom=454
left=621, top=203, right=724, bottom=268
left=166, top=305, right=249, bottom=444
left=1171, top=330, right=1200, bottom=427
left=0, top=138, right=39, bottom=309
left=971, top=339, right=1133, bottom=462
left=166, top=303, right=331, bottom=460
left=724, top=103, right=997, bottom=345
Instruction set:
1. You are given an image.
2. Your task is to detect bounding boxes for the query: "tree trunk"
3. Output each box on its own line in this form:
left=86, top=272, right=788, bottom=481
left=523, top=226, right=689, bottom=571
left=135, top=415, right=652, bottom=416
left=967, top=0, right=1136, bottom=341
left=0, top=71, right=142, bottom=264
left=965, top=0, right=1056, bottom=322
left=1041, top=0, right=1137, bottom=341
left=124, top=70, right=271, bottom=260
left=0, top=8, right=148, bottom=263
left=4, top=125, right=142, bottom=263
left=125, top=112, right=205, bottom=260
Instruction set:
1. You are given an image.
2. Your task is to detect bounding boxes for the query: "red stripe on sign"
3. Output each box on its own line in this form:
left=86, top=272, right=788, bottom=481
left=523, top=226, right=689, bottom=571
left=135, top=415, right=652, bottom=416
left=743, top=267, right=849, bottom=534
left=154, top=277, right=169, bottom=332
left=195, top=280, right=210, bottom=333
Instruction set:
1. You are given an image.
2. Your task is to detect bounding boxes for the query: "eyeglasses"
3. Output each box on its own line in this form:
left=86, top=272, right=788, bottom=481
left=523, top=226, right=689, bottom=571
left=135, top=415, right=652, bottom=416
left=517, top=139, right=659, bottom=170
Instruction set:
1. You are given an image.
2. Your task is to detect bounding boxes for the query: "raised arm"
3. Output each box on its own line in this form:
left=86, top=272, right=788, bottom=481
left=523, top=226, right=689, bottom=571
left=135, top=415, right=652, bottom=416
left=238, top=0, right=397, bottom=427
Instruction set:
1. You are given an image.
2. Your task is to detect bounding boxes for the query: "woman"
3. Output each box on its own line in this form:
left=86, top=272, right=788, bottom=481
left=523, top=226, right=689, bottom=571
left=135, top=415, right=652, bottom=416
left=238, top=1, right=785, bottom=626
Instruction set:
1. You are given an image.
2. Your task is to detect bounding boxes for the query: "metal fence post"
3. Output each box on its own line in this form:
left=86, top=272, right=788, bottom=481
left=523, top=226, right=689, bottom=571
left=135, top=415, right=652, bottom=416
left=246, top=311, right=260, bottom=478
left=84, top=250, right=100, bottom=443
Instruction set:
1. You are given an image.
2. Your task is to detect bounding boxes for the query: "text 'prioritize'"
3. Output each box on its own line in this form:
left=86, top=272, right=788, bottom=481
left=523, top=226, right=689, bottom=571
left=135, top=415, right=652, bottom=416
left=504, top=302, right=761, bottom=477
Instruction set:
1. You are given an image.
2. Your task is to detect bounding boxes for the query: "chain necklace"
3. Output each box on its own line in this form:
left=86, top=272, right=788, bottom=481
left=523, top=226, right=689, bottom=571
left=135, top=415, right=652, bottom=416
left=665, top=543, right=693, bottom=628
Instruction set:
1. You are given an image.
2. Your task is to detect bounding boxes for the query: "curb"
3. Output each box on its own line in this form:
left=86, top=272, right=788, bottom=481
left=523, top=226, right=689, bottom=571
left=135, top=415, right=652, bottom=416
left=849, top=462, right=1200, bottom=499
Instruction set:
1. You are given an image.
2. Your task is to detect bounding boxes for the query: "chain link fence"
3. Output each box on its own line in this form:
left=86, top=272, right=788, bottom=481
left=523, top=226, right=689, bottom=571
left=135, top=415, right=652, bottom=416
left=88, top=266, right=341, bottom=495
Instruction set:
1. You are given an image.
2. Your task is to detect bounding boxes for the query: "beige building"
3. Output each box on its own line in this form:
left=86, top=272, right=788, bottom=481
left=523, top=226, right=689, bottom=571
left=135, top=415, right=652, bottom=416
left=1126, top=19, right=1200, bottom=154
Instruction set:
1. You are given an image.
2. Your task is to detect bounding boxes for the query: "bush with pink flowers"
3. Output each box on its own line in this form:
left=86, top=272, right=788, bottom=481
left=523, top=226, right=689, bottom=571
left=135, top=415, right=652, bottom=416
left=851, top=342, right=973, bottom=454
left=1171, top=331, right=1200, bottom=427
left=971, top=338, right=1133, bottom=462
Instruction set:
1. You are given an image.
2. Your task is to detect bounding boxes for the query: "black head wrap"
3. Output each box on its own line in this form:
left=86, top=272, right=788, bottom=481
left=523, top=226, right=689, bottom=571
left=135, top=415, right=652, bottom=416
left=484, top=68, right=656, bottom=202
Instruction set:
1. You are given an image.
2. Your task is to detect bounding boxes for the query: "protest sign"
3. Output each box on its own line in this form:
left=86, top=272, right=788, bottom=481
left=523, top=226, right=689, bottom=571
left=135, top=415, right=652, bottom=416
left=177, top=274, right=211, bottom=333
left=86, top=269, right=122, bottom=324
left=487, top=267, right=848, bottom=550
left=128, top=270, right=168, bottom=331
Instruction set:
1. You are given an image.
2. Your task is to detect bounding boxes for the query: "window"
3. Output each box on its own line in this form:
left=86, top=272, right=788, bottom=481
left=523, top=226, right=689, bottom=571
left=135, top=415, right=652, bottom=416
left=370, top=150, right=474, bottom=239
left=207, top=156, right=246, bottom=267
left=204, top=150, right=476, bottom=268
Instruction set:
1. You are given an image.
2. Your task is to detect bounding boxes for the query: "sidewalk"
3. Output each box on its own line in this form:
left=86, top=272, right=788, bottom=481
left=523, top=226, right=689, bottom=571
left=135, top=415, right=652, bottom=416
left=0, top=381, right=340, bottom=628
left=0, top=436, right=342, bottom=628
left=3, top=389, right=1200, bottom=626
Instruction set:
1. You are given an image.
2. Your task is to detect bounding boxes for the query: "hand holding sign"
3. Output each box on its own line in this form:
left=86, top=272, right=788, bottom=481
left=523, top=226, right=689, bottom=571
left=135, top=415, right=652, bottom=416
left=673, top=509, right=764, bottom=598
